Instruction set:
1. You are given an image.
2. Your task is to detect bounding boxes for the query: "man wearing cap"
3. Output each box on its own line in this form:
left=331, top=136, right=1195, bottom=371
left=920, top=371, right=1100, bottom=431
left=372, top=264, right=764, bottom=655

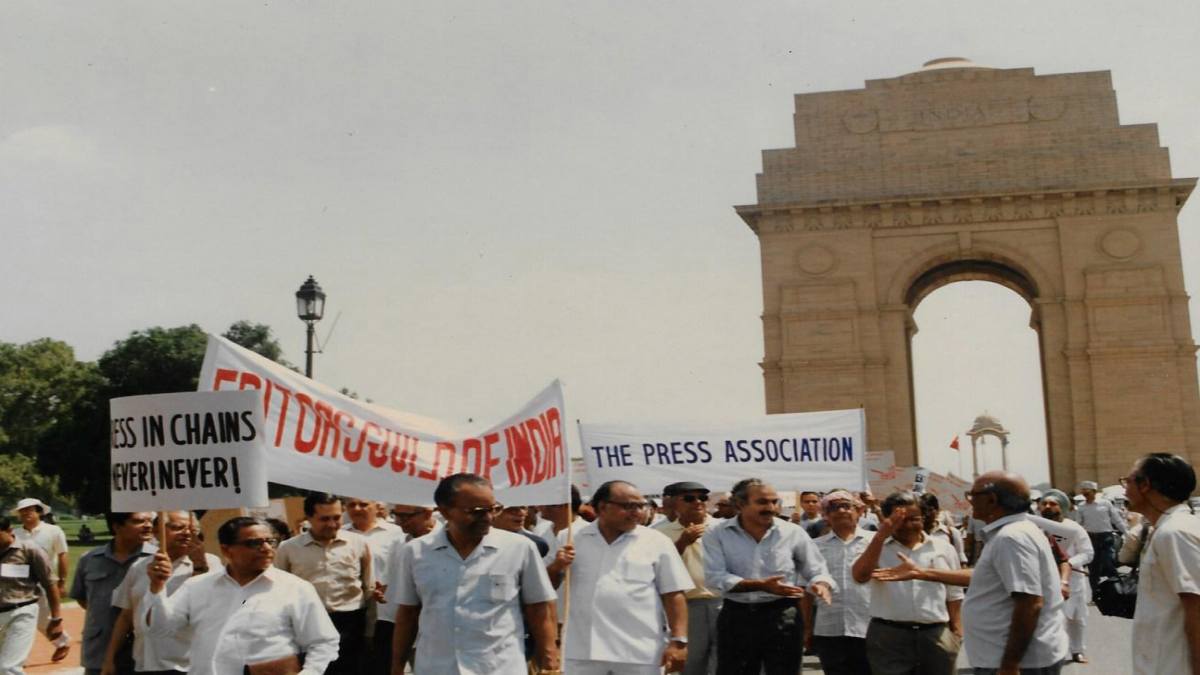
left=804, top=490, right=871, bottom=675
left=1033, top=489, right=1094, bottom=664
left=12, top=498, right=68, bottom=654
left=653, top=481, right=720, bottom=675
left=1076, top=480, right=1126, bottom=593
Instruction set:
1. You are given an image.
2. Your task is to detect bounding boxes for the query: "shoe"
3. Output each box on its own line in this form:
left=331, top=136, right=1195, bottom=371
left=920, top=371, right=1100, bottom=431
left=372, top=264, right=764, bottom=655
left=1072, top=653, right=1089, bottom=664
left=52, top=645, right=70, bottom=662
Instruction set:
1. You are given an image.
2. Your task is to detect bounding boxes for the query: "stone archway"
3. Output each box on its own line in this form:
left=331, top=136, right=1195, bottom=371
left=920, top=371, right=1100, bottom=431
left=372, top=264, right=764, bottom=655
left=735, top=58, right=1200, bottom=488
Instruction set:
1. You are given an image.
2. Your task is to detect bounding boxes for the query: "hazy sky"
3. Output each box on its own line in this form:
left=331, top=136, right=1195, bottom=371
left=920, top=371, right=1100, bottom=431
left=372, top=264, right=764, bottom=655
left=6, top=2, right=1200, bottom=487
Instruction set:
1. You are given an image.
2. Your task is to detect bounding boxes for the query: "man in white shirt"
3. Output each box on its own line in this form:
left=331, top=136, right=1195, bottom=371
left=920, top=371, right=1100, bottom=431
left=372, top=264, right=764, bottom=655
left=555, top=480, right=692, bottom=674
left=12, top=497, right=68, bottom=644
left=1076, top=480, right=1127, bottom=593
left=1125, top=452, right=1200, bottom=675
left=703, top=478, right=834, bottom=675
left=343, top=496, right=401, bottom=675
left=376, top=504, right=440, bottom=674
left=102, top=511, right=213, bottom=675
left=851, top=491, right=963, bottom=675
left=653, top=481, right=719, bottom=675
left=1035, top=489, right=1093, bottom=664
left=804, top=490, right=871, bottom=675
left=143, top=516, right=340, bottom=675
left=968, top=472, right=1067, bottom=674
left=275, top=493, right=372, bottom=675
left=389, top=473, right=559, bottom=675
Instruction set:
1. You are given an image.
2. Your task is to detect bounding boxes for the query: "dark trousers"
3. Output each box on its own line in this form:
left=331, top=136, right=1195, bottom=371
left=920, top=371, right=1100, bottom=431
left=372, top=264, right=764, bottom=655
left=813, top=635, right=870, bottom=675
left=326, top=608, right=366, bottom=675
left=974, top=666, right=1062, bottom=675
left=371, top=620, right=394, bottom=675
left=1087, top=531, right=1117, bottom=591
left=715, top=599, right=802, bottom=675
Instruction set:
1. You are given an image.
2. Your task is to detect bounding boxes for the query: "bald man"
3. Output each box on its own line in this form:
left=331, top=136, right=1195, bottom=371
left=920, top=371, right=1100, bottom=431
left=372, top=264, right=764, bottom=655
left=871, top=472, right=1068, bottom=674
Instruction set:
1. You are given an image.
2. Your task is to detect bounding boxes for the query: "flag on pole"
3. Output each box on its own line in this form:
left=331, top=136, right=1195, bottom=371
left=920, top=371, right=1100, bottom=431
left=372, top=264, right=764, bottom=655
left=949, top=435, right=960, bottom=451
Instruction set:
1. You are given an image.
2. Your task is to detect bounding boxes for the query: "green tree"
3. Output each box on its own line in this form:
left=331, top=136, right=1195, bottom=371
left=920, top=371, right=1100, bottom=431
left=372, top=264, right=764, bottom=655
left=0, top=453, right=70, bottom=511
left=223, top=321, right=291, bottom=367
left=0, top=339, right=101, bottom=454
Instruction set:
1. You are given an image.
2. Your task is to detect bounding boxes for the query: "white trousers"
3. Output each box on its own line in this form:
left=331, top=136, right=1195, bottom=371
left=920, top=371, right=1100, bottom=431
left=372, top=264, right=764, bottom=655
left=0, top=603, right=40, bottom=675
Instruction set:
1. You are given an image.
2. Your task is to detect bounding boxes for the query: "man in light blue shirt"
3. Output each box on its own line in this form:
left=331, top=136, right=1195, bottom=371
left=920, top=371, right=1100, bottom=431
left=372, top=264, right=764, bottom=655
left=703, top=478, right=834, bottom=675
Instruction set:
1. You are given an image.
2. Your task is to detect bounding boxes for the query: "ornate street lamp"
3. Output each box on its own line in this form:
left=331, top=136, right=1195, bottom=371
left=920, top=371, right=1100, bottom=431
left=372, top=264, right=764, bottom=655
left=295, top=275, right=326, bottom=378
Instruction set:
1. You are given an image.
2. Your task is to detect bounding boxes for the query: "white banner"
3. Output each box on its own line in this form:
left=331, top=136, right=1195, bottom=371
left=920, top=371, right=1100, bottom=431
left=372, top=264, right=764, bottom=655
left=579, top=409, right=866, bottom=495
left=110, top=390, right=269, bottom=511
left=198, top=335, right=570, bottom=506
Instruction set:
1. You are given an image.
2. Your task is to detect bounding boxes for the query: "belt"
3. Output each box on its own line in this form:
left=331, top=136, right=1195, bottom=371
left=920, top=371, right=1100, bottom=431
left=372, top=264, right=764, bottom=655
left=0, top=599, right=38, bottom=614
left=722, top=598, right=795, bottom=611
left=871, top=617, right=946, bottom=630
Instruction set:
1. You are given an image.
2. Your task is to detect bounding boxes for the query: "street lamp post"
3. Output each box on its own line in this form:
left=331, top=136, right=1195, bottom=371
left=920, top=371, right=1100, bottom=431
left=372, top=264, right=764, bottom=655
left=295, top=275, right=326, bottom=378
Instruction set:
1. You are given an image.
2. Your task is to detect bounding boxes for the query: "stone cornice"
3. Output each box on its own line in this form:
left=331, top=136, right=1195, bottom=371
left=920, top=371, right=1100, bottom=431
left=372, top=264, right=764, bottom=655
left=735, top=179, right=1197, bottom=234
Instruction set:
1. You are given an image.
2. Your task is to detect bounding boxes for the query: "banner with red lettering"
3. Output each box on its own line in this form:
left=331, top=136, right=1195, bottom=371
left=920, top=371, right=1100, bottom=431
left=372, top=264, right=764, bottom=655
left=197, top=335, right=569, bottom=506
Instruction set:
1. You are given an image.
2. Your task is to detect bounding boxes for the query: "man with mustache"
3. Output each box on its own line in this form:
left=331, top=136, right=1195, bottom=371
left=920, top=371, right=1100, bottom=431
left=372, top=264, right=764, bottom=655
left=703, top=478, right=834, bottom=675
left=1033, top=489, right=1092, bottom=664
left=654, top=481, right=720, bottom=675
left=142, top=516, right=340, bottom=675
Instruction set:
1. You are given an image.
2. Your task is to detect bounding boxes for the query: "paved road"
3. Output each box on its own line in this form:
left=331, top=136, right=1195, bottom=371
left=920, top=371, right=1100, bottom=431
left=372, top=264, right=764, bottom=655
left=798, top=605, right=1133, bottom=674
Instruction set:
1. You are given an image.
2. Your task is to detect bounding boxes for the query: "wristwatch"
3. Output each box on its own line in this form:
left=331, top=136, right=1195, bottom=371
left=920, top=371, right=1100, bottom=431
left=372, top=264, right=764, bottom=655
left=669, top=636, right=688, bottom=644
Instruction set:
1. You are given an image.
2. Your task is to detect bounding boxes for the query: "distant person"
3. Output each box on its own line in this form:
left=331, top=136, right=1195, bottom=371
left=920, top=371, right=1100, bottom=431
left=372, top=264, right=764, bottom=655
left=493, top=505, right=549, bottom=556
left=1076, top=480, right=1126, bottom=593
left=342, top=495, right=401, bottom=672
left=275, top=493, right=371, bottom=675
left=0, top=514, right=65, bottom=672
left=143, top=516, right=339, bottom=674
left=711, top=495, right=738, bottom=520
left=798, top=491, right=825, bottom=538
left=653, top=481, right=720, bottom=675
left=375, top=504, right=439, bottom=674
left=12, top=498, right=68, bottom=655
left=1124, top=453, right=1200, bottom=675
left=71, top=512, right=155, bottom=675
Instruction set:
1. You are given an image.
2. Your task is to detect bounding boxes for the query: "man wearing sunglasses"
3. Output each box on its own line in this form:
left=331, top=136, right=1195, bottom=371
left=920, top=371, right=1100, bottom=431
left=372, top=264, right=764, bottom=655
left=143, top=516, right=340, bottom=675
left=388, top=473, right=559, bottom=675
left=557, top=480, right=692, bottom=674
left=653, top=481, right=720, bottom=675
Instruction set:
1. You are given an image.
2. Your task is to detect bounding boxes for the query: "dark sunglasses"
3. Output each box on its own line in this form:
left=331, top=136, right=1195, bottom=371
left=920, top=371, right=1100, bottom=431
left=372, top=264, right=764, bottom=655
left=678, top=494, right=709, bottom=503
left=234, top=537, right=280, bottom=549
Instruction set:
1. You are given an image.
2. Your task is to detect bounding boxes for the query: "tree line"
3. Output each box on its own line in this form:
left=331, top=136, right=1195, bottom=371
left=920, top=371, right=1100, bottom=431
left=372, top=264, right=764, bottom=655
left=0, top=321, right=291, bottom=513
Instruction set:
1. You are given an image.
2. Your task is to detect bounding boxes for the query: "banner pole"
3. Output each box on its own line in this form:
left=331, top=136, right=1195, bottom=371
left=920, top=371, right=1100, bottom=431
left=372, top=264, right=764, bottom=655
left=157, top=510, right=166, bottom=551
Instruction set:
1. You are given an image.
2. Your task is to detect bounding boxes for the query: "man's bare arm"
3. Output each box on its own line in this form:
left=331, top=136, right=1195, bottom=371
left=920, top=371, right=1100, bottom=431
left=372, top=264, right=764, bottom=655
left=522, top=601, right=560, bottom=672
left=390, top=604, right=420, bottom=675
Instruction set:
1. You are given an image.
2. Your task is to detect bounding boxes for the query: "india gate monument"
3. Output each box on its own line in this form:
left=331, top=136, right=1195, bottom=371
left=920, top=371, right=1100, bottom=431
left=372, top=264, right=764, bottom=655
left=735, top=58, right=1200, bottom=488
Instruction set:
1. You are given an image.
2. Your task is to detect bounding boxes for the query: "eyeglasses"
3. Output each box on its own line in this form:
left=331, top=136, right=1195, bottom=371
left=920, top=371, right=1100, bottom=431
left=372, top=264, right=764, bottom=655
left=678, top=495, right=709, bottom=503
left=392, top=511, right=424, bottom=520
left=606, top=501, right=650, bottom=512
left=825, top=502, right=855, bottom=512
left=964, top=490, right=993, bottom=501
left=1119, top=475, right=1142, bottom=487
left=457, top=504, right=503, bottom=517
left=234, top=537, right=280, bottom=549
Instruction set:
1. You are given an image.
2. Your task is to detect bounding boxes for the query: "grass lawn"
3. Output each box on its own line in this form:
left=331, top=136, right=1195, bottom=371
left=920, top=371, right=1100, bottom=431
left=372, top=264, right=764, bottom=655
left=54, top=517, right=112, bottom=595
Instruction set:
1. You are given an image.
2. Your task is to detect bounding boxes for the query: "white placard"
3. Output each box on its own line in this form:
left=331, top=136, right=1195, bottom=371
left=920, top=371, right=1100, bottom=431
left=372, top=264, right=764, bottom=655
left=579, top=409, right=866, bottom=495
left=110, top=390, right=268, bottom=511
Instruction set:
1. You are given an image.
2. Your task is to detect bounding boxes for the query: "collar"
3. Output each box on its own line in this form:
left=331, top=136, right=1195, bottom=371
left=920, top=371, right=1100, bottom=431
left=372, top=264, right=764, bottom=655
left=982, top=512, right=1027, bottom=533
left=885, top=531, right=929, bottom=549
left=1161, top=503, right=1192, bottom=519
left=21, top=523, right=42, bottom=534
left=577, top=521, right=638, bottom=544
left=429, top=526, right=501, bottom=552
left=344, top=521, right=393, bottom=535
left=301, top=530, right=348, bottom=547
left=222, top=565, right=277, bottom=587
left=731, top=515, right=779, bottom=536
left=819, top=527, right=870, bottom=543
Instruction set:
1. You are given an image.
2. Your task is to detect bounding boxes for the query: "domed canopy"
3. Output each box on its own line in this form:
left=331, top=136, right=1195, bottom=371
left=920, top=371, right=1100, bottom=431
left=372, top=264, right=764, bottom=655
left=969, top=414, right=1008, bottom=436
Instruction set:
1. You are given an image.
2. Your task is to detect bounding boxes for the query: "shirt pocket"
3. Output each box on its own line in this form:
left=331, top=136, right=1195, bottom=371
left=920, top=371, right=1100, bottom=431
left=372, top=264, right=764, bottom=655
left=486, top=573, right=517, bottom=603
left=618, top=556, right=657, bottom=584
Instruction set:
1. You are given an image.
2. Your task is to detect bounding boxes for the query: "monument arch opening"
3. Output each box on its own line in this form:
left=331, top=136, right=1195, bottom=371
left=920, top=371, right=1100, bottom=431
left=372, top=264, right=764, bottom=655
left=909, top=277, right=1052, bottom=483
left=737, top=59, right=1200, bottom=488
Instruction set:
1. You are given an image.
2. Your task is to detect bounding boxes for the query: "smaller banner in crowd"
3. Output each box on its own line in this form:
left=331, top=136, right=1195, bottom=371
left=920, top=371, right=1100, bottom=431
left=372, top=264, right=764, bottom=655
left=110, top=390, right=268, bottom=511
left=579, top=409, right=865, bottom=496
left=925, top=471, right=972, bottom=518
left=198, top=335, right=570, bottom=507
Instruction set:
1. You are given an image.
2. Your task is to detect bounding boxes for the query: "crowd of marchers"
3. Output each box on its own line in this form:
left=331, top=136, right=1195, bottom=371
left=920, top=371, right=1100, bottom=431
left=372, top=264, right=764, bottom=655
left=1, top=452, right=1199, bottom=675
